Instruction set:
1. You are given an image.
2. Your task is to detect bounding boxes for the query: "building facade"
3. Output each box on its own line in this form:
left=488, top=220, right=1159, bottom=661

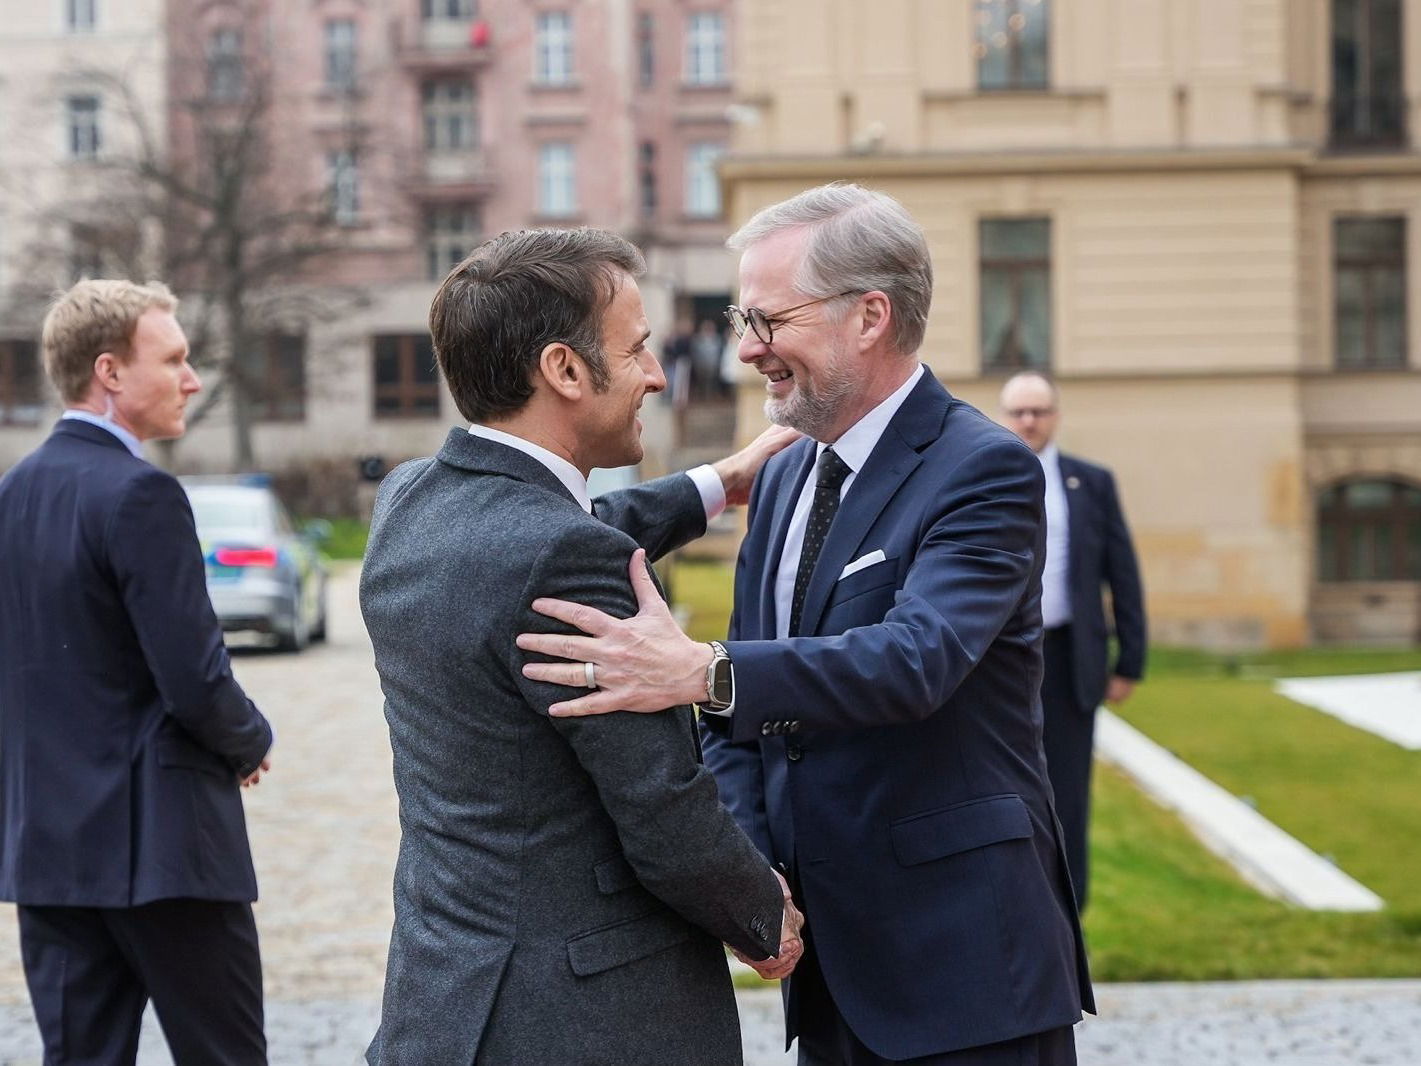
left=0, top=0, right=739, bottom=482
left=724, top=0, right=1421, bottom=646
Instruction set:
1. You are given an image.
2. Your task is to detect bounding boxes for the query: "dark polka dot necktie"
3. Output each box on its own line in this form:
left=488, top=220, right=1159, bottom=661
left=789, top=447, right=851, bottom=637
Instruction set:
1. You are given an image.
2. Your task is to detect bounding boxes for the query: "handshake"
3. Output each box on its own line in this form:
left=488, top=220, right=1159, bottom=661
left=733, top=870, right=806, bottom=981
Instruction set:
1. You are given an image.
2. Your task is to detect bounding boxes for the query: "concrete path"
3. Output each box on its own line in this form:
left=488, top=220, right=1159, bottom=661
left=1275, top=672, right=1421, bottom=749
left=1095, top=709, right=1383, bottom=911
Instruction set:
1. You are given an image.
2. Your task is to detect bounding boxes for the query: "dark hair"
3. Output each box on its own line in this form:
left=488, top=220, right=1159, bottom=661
left=430, top=228, right=646, bottom=422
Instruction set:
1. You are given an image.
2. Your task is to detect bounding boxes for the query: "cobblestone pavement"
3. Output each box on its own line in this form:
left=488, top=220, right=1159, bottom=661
left=1, top=568, right=1418, bottom=1064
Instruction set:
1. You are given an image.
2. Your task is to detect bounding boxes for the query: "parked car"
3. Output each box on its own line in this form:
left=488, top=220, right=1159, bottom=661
left=181, top=475, right=330, bottom=652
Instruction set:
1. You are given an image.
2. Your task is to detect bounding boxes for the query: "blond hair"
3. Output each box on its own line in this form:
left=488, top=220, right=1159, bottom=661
left=41, top=279, right=178, bottom=403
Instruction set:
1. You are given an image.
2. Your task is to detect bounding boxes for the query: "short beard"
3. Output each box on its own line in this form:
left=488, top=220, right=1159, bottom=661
left=763, top=341, right=856, bottom=441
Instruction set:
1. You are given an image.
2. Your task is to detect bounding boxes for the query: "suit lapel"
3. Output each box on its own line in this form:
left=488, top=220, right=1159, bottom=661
left=796, top=372, right=949, bottom=638
left=1060, top=453, right=1090, bottom=602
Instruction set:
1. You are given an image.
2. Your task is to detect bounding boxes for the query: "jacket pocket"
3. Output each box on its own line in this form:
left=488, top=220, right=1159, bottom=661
left=890, top=793, right=1032, bottom=867
left=566, top=908, right=693, bottom=977
left=593, top=855, right=638, bottom=895
left=156, top=736, right=230, bottom=780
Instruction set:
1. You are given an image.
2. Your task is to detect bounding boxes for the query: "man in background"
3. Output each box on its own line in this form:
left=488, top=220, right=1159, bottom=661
left=1000, top=369, right=1147, bottom=911
left=0, top=279, right=274, bottom=1063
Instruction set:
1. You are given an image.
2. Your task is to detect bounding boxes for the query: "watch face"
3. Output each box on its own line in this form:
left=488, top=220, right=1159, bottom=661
left=711, top=658, right=733, bottom=705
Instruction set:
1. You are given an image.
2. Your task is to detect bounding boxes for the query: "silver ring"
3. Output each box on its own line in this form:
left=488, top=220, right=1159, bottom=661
left=584, top=661, right=597, bottom=689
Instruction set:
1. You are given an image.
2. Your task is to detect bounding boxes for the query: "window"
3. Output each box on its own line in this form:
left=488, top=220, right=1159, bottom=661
left=537, top=141, right=576, bottom=217
left=1335, top=216, right=1407, bottom=368
left=980, top=218, right=1051, bottom=371
left=66, top=0, right=96, bottom=31
left=535, top=11, right=573, bottom=85
left=685, top=12, right=726, bottom=86
left=0, top=340, right=43, bottom=426
left=422, top=80, right=478, bottom=151
left=1318, top=479, right=1421, bottom=581
left=425, top=205, right=480, bottom=280
left=1331, top=0, right=1405, bottom=148
left=324, top=19, right=358, bottom=92
left=974, top=0, right=1049, bottom=91
left=638, top=141, right=657, bottom=219
left=637, top=12, right=655, bottom=88
left=250, top=334, right=307, bottom=422
left=684, top=142, right=724, bottom=218
left=327, top=150, right=360, bottom=225
left=373, top=334, right=441, bottom=418
left=207, top=27, right=244, bottom=102
left=422, top=0, right=475, bottom=17
left=66, top=95, right=101, bottom=159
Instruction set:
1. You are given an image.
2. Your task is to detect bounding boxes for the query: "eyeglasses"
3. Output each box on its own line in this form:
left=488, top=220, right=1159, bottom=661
left=1002, top=406, right=1057, bottom=420
left=723, top=291, right=862, bottom=344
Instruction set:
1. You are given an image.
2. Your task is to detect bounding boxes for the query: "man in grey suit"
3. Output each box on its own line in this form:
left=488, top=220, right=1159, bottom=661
left=360, top=227, right=802, bottom=1066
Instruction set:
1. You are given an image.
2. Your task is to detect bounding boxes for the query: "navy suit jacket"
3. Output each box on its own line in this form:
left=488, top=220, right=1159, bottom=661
left=1057, top=453, right=1146, bottom=713
left=0, top=420, right=272, bottom=907
left=701, top=372, right=1092, bottom=1060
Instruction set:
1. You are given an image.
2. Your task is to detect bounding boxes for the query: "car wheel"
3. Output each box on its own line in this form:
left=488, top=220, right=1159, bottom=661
left=275, top=590, right=310, bottom=653
left=311, top=577, right=328, bottom=643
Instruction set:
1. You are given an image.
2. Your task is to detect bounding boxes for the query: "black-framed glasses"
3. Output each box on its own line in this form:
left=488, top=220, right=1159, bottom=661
left=723, top=291, right=862, bottom=344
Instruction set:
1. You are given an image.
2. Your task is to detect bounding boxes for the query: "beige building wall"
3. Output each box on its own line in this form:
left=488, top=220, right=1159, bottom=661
left=725, top=0, right=1421, bottom=647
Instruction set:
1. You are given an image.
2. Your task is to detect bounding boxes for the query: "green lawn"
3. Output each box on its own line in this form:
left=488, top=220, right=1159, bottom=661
left=672, top=559, right=1421, bottom=980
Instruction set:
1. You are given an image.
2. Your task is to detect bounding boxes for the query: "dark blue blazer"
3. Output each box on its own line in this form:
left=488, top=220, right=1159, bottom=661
left=0, top=420, right=272, bottom=907
left=1057, top=453, right=1146, bottom=713
left=701, top=372, right=1092, bottom=1060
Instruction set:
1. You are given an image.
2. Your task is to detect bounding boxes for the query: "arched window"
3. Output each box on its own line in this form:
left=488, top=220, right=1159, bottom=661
left=1318, top=478, right=1421, bottom=581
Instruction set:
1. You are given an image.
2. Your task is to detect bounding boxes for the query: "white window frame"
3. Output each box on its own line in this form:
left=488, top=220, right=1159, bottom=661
left=325, top=19, right=358, bottom=92
left=535, top=11, right=574, bottom=85
left=537, top=141, right=577, bottom=217
left=425, top=205, right=481, bottom=280
left=422, top=80, right=477, bottom=151
left=66, top=95, right=101, bottom=160
left=66, top=0, right=96, bottom=32
left=685, top=11, right=726, bottom=86
left=684, top=142, right=724, bottom=218
left=327, top=150, right=360, bottom=225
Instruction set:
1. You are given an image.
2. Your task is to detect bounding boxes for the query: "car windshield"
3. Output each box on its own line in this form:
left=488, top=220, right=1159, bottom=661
left=186, top=491, right=273, bottom=537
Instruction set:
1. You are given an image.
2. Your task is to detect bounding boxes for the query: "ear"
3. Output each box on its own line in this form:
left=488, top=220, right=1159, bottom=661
left=857, top=291, right=892, bottom=351
left=93, top=351, right=122, bottom=393
left=536, top=341, right=586, bottom=402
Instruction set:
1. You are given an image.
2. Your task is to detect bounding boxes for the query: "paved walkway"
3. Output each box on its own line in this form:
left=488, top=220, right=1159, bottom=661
left=1275, top=672, right=1421, bottom=749
left=2, top=568, right=1418, bottom=1063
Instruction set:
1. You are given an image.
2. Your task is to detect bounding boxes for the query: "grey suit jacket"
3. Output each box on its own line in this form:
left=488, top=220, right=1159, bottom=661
left=361, top=429, right=783, bottom=1066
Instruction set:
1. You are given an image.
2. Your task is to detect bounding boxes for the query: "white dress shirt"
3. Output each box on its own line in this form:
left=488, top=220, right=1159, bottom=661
left=1038, top=443, right=1072, bottom=629
left=62, top=409, right=144, bottom=458
left=467, top=424, right=725, bottom=519
left=773, top=365, right=924, bottom=639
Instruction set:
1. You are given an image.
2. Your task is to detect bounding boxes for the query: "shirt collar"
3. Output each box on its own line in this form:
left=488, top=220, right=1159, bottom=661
left=468, top=423, right=592, bottom=513
left=815, top=364, right=924, bottom=473
left=1038, top=442, right=1061, bottom=471
left=61, top=409, right=145, bottom=459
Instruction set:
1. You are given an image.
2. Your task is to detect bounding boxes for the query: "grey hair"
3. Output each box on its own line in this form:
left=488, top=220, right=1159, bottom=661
left=727, top=183, right=933, bottom=355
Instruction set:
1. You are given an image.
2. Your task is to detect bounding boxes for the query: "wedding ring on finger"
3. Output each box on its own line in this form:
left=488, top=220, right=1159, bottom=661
left=583, top=661, right=598, bottom=689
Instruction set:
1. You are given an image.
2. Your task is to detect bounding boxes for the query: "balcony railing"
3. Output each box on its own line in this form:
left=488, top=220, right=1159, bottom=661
left=411, top=147, right=496, bottom=198
left=1329, top=92, right=1408, bottom=150
left=398, top=18, right=492, bottom=72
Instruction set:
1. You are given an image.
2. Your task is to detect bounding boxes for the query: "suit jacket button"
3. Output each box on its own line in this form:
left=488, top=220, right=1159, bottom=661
left=786, top=745, right=802, bottom=761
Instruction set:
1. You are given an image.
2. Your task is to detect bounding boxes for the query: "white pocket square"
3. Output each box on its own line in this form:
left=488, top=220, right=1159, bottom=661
left=839, top=549, right=887, bottom=581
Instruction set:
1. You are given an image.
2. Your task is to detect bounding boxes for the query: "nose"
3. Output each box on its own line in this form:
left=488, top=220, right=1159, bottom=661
left=737, top=329, right=769, bottom=363
left=183, top=365, right=202, bottom=393
left=643, top=352, right=667, bottom=395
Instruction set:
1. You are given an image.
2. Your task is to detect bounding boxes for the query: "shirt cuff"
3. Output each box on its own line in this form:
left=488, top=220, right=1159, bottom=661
left=687, top=464, right=726, bottom=522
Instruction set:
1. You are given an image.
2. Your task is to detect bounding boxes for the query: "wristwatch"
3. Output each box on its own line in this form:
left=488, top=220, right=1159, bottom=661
left=704, top=641, right=734, bottom=710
